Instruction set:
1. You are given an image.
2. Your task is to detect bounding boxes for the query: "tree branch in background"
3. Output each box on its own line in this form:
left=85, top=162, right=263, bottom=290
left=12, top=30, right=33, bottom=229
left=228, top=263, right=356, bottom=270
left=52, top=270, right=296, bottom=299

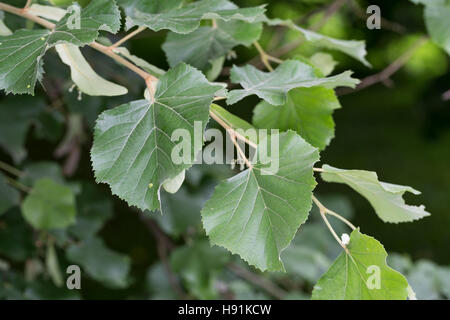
left=337, top=36, right=428, bottom=96
left=268, top=0, right=348, bottom=60
left=228, top=263, right=287, bottom=299
left=139, top=216, right=186, bottom=299
left=310, top=0, right=349, bottom=32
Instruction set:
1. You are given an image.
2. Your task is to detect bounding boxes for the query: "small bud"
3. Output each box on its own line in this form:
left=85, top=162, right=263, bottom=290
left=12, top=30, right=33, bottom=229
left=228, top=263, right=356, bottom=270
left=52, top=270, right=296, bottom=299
left=341, top=233, right=350, bottom=245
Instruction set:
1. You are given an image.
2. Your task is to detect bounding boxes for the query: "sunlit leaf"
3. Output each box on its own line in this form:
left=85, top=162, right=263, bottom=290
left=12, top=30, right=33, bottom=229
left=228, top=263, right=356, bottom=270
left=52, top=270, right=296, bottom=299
left=21, top=178, right=76, bottom=230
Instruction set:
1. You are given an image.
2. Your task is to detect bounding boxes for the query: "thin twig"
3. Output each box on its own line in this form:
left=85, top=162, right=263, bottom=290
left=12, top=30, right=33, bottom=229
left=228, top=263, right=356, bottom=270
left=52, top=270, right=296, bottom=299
left=338, top=36, right=428, bottom=96
left=266, top=0, right=347, bottom=60
left=6, top=177, right=31, bottom=193
left=228, top=263, right=287, bottom=299
left=109, top=26, right=146, bottom=49
left=312, top=194, right=356, bottom=230
left=0, top=161, right=23, bottom=177
left=23, top=0, right=32, bottom=10
left=229, top=131, right=253, bottom=169
left=209, top=109, right=257, bottom=149
left=254, top=41, right=274, bottom=71
left=312, top=195, right=349, bottom=252
left=325, top=209, right=356, bottom=230
left=139, top=216, right=186, bottom=298
left=310, top=0, right=348, bottom=32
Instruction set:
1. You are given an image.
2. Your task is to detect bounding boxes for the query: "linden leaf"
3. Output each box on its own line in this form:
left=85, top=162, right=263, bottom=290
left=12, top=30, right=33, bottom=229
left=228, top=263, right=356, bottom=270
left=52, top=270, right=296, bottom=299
left=227, top=60, right=359, bottom=106
left=91, top=63, right=223, bottom=211
left=21, top=178, right=76, bottom=230
left=162, top=20, right=262, bottom=71
left=312, top=229, right=409, bottom=300
left=0, top=0, right=121, bottom=95
left=320, top=165, right=430, bottom=223
left=253, top=86, right=341, bottom=150
left=201, top=131, right=319, bottom=271
left=266, top=18, right=371, bottom=67
left=121, top=0, right=266, bottom=34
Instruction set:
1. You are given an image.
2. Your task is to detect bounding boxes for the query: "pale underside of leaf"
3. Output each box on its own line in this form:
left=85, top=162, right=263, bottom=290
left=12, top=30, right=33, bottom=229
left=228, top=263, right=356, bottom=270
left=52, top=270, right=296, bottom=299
left=265, top=18, right=371, bottom=67
left=56, top=43, right=128, bottom=96
left=320, top=165, right=430, bottom=223
left=227, top=60, right=359, bottom=106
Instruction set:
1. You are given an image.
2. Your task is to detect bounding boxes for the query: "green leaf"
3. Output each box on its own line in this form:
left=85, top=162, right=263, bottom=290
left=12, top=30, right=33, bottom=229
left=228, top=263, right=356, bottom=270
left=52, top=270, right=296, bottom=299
left=0, top=29, right=49, bottom=95
left=118, top=0, right=183, bottom=17
left=0, top=0, right=121, bottom=95
left=282, top=244, right=331, bottom=283
left=312, top=229, right=409, bottom=300
left=210, top=104, right=258, bottom=145
left=114, top=47, right=166, bottom=78
left=162, top=20, right=262, bottom=71
left=52, top=0, right=121, bottom=46
left=122, top=0, right=266, bottom=34
left=310, top=52, right=338, bottom=76
left=46, top=240, right=64, bottom=287
left=266, top=18, right=370, bottom=67
left=0, top=208, right=35, bottom=262
left=21, top=178, right=76, bottom=230
left=415, top=0, right=450, bottom=55
left=19, top=162, right=65, bottom=186
left=146, top=263, right=177, bottom=299
left=68, top=183, right=113, bottom=240
left=320, top=165, right=430, bottom=223
left=66, top=237, right=131, bottom=289
left=91, top=63, right=223, bottom=211
left=0, top=97, right=45, bottom=163
left=201, top=131, right=319, bottom=271
left=0, top=173, right=20, bottom=216
left=154, top=184, right=208, bottom=238
left=171, top=240, right=230, bottom=299
left=253, top=86, right=341, bottom=150
left=55, top=44, right=128, bottom=96
left=227, top=60, right=359, bottom=105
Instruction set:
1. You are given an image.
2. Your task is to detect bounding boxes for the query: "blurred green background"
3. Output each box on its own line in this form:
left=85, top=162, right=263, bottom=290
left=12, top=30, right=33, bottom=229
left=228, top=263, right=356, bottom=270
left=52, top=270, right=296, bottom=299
left=0, top=0, right=449, bottom=300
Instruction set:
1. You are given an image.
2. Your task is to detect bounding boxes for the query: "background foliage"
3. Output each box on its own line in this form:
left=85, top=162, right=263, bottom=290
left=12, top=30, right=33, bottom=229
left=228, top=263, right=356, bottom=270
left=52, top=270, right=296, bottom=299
left=0, top=0, right=449, bottom=300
